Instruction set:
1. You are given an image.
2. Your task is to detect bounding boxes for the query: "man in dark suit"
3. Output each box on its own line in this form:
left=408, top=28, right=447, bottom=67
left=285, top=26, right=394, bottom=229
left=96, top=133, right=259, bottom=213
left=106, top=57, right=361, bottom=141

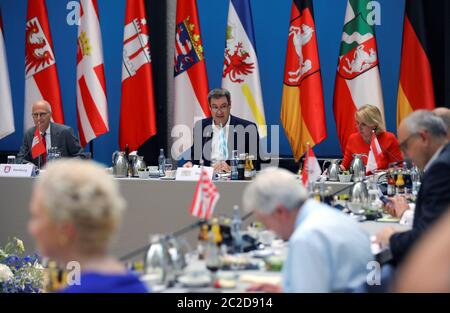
left=183, top=88, right=260, bottom=173
left=17, top=100, right=84, bottom=166
left=376, top=110, right=450, bottom=265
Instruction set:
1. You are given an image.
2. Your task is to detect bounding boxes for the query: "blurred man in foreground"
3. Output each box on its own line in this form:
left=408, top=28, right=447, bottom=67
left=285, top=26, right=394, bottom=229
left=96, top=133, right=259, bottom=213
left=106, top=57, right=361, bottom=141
left=242, top=167, right=373, bottom=292
left=376, top=110, right=450, bottom=265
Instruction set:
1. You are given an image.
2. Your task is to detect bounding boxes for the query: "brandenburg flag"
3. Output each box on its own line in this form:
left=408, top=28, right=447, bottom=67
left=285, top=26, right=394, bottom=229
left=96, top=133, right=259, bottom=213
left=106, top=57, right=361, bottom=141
left=281, top=0, right=326, bottom=161
left=397, top=0, right=437, bottom=127
left=221, top=0, right=267, bottom=137
left=333, top=0, right=385, bottom=152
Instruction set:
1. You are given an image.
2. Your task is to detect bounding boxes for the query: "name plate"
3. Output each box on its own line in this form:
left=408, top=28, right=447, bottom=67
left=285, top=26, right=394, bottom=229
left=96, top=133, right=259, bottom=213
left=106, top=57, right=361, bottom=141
left=0, top=164, right=36, bottom=177
left=175, top=166, right=214, bottom=181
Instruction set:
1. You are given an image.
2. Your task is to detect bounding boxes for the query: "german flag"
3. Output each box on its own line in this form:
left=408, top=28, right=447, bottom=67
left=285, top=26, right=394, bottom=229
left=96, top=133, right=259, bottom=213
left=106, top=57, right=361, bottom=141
left=397, top=0, right=448, bottom=126
left=280, top=0, right=327, bottom=161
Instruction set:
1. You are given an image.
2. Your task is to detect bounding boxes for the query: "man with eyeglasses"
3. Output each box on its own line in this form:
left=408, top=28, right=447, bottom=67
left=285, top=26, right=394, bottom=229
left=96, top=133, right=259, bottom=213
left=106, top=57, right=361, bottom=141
left=183, top=88, right=260, bottom=173
left=376, top=110, right=450, bottom=266
left=17, top=100, right=83, bottom=166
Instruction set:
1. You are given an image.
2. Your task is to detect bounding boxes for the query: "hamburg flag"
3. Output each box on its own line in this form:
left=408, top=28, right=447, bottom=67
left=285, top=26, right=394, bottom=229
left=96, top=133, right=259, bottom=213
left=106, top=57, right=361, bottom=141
left=31, top=126, right=46, bottom=160
left=0, top=11, right=15, bottom=140
left=173, top=0, right=210, bottom=159
left=120, top=0, right=157, bottom=151
left=76, top=0, right=109, bottom=147
left=281, top=0, right=327, bottom=161
left=221, top=0, right=267, bottom=137
left=397, top=0, right=438, bottom=127
left=24, top=0, right=64, bottom=131
left=333, top=0, right=385, bottom=152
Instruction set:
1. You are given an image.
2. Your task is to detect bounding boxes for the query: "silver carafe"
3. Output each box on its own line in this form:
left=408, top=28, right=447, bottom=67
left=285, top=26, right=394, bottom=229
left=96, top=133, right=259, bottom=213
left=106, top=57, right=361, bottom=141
left=112, top=151, right=129, bottom=177
left=322, top=159, right=340, bottom=181
left=350, top=154, right=366, bottom=182
left=129, top=155, right=146, bottom=177
left=351, top=180, right=369, bottom=204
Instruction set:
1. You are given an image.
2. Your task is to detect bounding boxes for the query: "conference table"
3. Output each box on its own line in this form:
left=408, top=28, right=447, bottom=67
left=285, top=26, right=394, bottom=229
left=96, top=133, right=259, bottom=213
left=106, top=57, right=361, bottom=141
left=0, top=176, right=410, bottom=258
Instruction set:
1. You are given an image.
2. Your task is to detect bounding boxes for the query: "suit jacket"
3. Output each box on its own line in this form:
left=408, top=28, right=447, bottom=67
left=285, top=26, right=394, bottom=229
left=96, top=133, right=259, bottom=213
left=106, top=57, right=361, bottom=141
left=389, top=142, right=450, bottom=264
left=188, top=115, right=261, bottom=170
left=17, top=122, right=84, bottom=166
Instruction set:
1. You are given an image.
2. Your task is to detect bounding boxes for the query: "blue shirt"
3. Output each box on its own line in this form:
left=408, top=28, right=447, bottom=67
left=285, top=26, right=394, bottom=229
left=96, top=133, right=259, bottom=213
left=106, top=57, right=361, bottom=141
left=282, top=200, right=373, bottom=292
left=60, top=272, right=149, bottom=293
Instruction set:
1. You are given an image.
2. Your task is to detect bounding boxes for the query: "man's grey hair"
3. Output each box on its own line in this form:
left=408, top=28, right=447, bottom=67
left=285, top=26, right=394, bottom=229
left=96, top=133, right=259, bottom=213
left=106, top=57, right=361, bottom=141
left=403, top=110, right=448, bottom=139
left=433, top=108, right=450, bottom=132
left=242, top=167, right=308, bottom=215
left=207, top=88, right=231, bottom=105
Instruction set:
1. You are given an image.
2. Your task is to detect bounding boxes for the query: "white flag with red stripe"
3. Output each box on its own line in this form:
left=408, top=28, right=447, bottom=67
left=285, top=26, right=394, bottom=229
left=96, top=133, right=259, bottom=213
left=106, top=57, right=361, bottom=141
left=76, top=0, right=109, bottom=147
left=189, top=167, right=220, bottom=220
left=24, top=0, right=64, bottom=131
left=0, top=11, right=15, bottom=140
left=366, top=131, right=384, bottom=174
left=301, top=144, right=321, bottom=186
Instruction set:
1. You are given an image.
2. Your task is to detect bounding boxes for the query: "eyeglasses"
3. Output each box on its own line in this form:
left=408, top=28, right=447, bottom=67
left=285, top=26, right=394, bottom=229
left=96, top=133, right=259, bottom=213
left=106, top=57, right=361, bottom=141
left=32, top=112, right=49, bottom=119
left=399, top=133, right=420, bottom=152
left=210, top=105, right=229, bottom=112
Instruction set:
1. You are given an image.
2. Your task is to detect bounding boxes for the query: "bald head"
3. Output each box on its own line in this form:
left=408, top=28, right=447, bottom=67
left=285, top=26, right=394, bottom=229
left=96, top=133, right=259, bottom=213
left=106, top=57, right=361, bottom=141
left=31, top=100, right=52, bottom=132
left=434, top=107, right=450, bottom=139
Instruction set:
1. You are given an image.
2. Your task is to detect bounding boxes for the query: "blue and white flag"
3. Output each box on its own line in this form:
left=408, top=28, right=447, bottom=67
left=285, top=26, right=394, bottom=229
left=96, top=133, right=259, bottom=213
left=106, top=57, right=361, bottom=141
left=221, top=0, right=267, bottom=137
left=0, top=13, right=15, bottom=140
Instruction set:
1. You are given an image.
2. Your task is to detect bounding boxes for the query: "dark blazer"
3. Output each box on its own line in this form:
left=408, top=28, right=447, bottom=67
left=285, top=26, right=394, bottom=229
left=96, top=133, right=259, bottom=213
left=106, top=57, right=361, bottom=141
left=389, top=142, right=450, bottom=264
left=188, top=115, right=261, bottom=170
left=17, top=122, right=84, bottom=166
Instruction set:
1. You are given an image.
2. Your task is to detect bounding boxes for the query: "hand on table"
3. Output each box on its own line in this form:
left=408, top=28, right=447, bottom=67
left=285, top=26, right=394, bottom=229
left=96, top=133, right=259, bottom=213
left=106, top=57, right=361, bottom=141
left=375, top=226, right=397, bottom=249
left=213, top=161, right=230, bottom=173
left=183, top=161, right=193, bottom=168
left=246, top=283, right=282, bottom=293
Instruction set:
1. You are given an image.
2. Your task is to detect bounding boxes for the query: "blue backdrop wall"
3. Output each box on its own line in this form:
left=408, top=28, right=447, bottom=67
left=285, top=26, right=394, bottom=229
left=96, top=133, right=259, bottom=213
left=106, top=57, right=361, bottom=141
left=0, top=0, right=405, bottom=166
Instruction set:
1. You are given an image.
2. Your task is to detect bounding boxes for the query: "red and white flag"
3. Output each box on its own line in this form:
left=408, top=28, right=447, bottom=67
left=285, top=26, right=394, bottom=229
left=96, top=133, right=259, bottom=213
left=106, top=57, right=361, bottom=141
left=189, top=168, right=220, bottom=220
left=0, top=11, right=15, bottom=140
left=301, top=144, right=321, bottom=186
left=31, top=126, right=46, bottom=159
left=173, top=0, right=210, bottom=159
left=76, top=0, right=109, bottom=147
left=366, top=131, right=384, bottom=174
left=24, top=0, right=64, bottom=131
left=120, top=0, right=157, bottom=151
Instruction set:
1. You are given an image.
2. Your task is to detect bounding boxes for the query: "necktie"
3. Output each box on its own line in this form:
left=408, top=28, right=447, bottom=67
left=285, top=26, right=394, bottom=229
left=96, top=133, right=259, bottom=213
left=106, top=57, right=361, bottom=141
left=41, top=132, right=47, bottom=165
left=218, top=124, right=228, bottom=160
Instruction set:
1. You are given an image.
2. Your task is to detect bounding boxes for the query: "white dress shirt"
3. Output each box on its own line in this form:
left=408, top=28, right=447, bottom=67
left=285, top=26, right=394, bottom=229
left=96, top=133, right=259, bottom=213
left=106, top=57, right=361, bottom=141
left=282, top=199, right=373, bottom=292
left=211, top=116, right=230, bottom=163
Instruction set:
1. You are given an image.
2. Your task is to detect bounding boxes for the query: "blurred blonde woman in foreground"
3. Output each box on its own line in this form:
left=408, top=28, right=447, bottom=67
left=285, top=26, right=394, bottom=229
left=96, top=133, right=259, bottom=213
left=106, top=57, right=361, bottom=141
left=28, top=159, right=148, bottom=293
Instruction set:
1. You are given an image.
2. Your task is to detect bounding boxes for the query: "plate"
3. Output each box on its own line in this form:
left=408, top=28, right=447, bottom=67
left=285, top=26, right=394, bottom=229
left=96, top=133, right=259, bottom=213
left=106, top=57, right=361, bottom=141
left=178, top=273, right=211, bottom=288
left=250, top=249, right=274, bottom=258
left=160, top=176, right=176, bottom=180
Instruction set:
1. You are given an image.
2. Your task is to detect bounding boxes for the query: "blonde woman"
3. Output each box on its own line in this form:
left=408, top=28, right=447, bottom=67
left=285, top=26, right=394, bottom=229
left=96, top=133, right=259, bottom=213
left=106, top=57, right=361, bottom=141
left=340, top=105, right=402, bottom=170
left=28, top=159, right=148, bottom=293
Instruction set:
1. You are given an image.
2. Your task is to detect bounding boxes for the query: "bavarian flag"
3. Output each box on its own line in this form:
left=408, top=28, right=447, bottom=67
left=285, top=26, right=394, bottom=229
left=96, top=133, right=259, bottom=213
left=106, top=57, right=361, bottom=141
left=280, top=0, right=327, bottom=161
left=397, top=0, right=440, bottom=127
left=333, top=0, right=385, bottom=152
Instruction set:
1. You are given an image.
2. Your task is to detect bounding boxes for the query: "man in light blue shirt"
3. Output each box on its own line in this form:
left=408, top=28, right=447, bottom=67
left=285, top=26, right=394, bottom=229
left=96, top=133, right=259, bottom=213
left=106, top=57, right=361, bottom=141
left=243, top=167, right=373, bottom=292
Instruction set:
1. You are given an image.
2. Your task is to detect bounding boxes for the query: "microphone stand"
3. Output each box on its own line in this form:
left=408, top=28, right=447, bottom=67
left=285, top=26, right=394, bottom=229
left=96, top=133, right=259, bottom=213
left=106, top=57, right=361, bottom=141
left=119, top=219, right=205, bottom=262
left=120, top=210, right=255, bottom=262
